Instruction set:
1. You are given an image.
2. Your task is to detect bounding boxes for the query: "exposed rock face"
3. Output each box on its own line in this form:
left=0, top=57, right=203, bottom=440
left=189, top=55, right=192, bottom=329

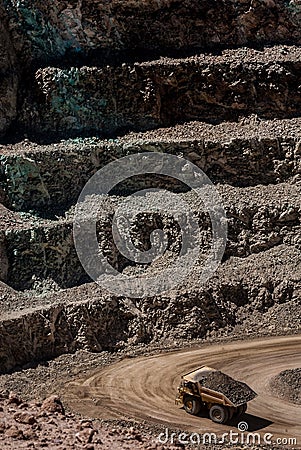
left=0, top=185, right=300, bottom=292
left=0, top=232, right=8, bottom=282
left=18, top=47, right=301, bottom=137
left=0, top=4, right=18, bottom=137
left=0, top=281, right=16, bottom=309
left=0, top=291, right=134, bottom=372
left=2, top=0, right=301, bottom=136
left=1, top=117, right=301, bottom=211
left=0, top=0, right=300, bottom=384
left=0, top=244, right=300, bottom=373
left=4, top=0, right=301, bottom=63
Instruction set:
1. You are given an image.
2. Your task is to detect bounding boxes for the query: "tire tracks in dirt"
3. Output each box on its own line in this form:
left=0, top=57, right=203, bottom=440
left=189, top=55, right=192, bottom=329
left=64, top=335, right=301, bottom=443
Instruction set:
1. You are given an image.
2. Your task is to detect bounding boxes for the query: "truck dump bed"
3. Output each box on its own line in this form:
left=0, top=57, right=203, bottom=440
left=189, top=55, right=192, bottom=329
left=198, top=370, right=257, bottom=406
left=182, top=366, right=257, bottom=407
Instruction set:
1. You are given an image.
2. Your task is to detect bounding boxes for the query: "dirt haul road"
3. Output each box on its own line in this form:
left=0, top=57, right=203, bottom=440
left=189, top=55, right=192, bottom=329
left=64, top=335, right=301, bottom=444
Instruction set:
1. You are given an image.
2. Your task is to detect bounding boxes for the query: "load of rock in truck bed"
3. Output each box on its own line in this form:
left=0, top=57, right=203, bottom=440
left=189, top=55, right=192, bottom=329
left=199, top=370, right=257, bottom=406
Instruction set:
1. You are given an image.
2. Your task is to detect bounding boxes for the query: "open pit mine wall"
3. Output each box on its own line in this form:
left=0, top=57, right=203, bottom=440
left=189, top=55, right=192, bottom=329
left=0, top=0, right=301, bottom=373
left=0, top=295, right=136, bottom=373
left=1, top=0, right=301, bottom=137
left=18, top=56, right=301, bottom=138
left=0, top=136, right=301, bottom=212
left=2, top=193, right=300, bottom=292
left=0, top=244, right=300, bottom=374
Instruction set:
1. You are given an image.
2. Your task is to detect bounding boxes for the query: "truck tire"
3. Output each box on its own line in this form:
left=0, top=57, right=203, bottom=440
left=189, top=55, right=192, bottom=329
left=183, top=395, right=201, bottom=415
left=233, top=403, right=247, bottom=418
left=209, top=405, right=229, bottom=424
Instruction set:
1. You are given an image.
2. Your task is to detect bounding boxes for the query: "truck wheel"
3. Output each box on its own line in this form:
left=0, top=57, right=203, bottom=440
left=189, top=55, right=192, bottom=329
left=209, top=405, right=229, bottom=424
left=234, top=403, right=247, bottom=418
left=183, top=395, right=201, bottom=415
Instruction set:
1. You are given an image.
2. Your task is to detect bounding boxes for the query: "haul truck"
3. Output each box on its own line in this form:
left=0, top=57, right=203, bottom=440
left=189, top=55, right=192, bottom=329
left=175, top=365, right=257, bottom=424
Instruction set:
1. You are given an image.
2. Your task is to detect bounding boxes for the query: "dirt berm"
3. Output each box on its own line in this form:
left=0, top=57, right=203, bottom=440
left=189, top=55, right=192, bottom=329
left=270, top=368, right=301, bottom=405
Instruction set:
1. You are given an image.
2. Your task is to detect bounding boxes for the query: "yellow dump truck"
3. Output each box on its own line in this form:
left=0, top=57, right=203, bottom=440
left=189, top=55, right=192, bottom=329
left=175, top=365, right=257, bottom=424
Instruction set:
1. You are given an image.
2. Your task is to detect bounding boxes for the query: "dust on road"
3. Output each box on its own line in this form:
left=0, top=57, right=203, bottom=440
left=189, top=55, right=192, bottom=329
left=64, top=335, right=301, bottom=442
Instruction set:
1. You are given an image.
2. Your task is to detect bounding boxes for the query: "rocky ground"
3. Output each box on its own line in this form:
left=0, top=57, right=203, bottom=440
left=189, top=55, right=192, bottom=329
left=0, top=390, right=292, bottom=450
left=0, top=390, right=178, bottom=449
left=199, top=371, right=257, bottom=405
